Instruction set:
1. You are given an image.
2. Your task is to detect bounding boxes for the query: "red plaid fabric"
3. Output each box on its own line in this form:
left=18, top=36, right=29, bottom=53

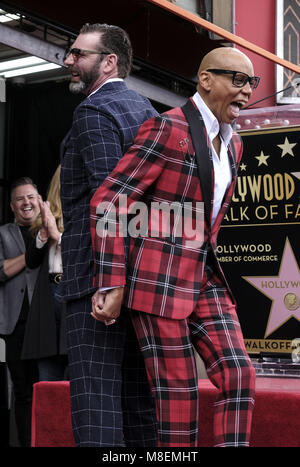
left=90, top=105, right=243, bottom=319
left=131, top=266, right=255, bottom=447
left=90, top=100, right=253, bottom=447
left=131, top=311, right=198, bottom=447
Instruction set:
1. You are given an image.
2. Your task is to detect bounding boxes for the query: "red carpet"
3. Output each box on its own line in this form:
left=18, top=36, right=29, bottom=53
left=31, top=378, right=300, bottom=447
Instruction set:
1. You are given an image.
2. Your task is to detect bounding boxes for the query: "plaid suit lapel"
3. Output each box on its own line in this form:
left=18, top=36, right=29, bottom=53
left=181, top=99, right=212, bottom=226
left=220, top=139, right=238, bottom=207
left=228, top=139, right=237, bottom=176
left=211, top=137, right=239, bottom=236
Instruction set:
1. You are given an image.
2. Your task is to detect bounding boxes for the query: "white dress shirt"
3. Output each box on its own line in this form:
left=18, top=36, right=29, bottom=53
left=88, top=78, right=123, bottom=97
left=192, top=92, right=233, bottom=225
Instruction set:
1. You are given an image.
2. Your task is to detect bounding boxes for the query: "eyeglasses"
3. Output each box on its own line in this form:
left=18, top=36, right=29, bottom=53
left=64, top=47, right=111, bottom=61
left=206, top=69, right=260, bottom=89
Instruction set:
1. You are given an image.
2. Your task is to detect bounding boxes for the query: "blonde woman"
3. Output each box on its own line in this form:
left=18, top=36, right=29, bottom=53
left=22, top=166, right=68, bottom=380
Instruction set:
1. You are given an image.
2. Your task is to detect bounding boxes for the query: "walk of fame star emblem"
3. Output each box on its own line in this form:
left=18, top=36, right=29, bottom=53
left=243, top=238, right=300, bottom=337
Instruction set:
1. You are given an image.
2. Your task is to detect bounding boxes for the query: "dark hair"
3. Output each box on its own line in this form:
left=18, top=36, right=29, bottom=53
left=80, top=23, right=132, bottom=78
left=10, top=177, right=37, bottom=199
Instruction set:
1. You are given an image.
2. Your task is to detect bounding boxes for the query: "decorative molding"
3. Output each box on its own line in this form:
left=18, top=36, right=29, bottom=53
left=276, top=0, right=300, bottom=103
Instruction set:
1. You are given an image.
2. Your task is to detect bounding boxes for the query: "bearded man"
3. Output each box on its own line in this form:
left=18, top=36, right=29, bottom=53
left=59, top=23, right=158, bottom=447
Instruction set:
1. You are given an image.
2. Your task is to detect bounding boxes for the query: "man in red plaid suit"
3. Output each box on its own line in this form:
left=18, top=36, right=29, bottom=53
left=90, top=47, right=260, bottom=447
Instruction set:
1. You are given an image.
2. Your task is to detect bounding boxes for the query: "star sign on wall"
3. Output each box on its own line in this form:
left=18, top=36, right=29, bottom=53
left=243, top=238, right=300, bottom=337
left=277, top=137, right=297, bottom=157
left=255, top=151, right=270, bottom=166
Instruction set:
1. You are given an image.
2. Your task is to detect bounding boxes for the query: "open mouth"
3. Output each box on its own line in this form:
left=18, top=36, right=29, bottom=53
left=22, top=207, right=33, bottom=215
left=230, top=101, right=245, bottom=118
left=71, top=71, right=81, bottom=81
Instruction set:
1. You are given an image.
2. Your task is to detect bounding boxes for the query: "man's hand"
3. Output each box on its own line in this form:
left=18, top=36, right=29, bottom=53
left=91, top=287, right=124, bottom=325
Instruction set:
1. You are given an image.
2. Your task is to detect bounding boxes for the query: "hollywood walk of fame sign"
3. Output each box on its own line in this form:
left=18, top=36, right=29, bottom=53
left=218, top=124, right=300, bottom=355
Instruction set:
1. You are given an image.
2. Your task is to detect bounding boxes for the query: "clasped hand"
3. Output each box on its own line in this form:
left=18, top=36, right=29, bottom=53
left=91, top=287, right=124, bottom=325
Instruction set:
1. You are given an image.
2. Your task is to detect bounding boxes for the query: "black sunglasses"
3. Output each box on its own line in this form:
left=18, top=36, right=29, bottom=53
left=207, top=69, right=260, bottom=90
left=64, top=47, right=110, bottom=61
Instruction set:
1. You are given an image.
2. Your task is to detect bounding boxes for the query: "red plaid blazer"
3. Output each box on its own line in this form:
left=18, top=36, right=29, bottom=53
left=90, top=100, right=243, bottom=319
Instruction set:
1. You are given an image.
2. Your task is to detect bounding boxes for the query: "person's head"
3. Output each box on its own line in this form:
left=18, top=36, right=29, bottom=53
left=64, top=23, right=132, bottom=95
left=10, top=177, right=39, bottom=226
left=197, top=47, right=259, bottom=124
left=30, top=165, right=63, bottom=235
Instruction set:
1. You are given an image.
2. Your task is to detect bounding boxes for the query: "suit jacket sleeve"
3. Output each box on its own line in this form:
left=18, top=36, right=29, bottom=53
left=90, top=114, right=172, bottom=289
left=0, top=231, right=8, bottom=282
left=74, top=102, right=125, bottom=195
left=0, top=225, right=24, bottom=282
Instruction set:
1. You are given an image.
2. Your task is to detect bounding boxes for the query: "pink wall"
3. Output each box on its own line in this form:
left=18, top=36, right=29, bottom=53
left=234, top=0, right=276, bottom=108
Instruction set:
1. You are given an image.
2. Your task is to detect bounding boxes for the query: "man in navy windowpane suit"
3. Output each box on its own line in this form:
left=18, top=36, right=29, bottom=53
left=60, top=23, right=158, bottom=447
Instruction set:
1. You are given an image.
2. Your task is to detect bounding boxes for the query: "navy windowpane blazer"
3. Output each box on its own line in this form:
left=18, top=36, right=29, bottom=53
left=60, top=80, right=157, bottom=300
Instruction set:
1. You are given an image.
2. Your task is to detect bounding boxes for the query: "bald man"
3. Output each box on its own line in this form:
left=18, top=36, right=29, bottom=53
left=90, top=47, right=260, bottom=447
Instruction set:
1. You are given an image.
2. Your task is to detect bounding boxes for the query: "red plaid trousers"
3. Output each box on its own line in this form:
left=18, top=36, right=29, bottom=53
left=131, top=267, right=256, bottom=447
